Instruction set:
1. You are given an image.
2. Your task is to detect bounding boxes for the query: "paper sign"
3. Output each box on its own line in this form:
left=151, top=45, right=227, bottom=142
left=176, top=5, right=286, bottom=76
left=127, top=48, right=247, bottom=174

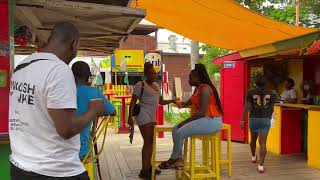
left=174, top=77, right=182, bottom=99
left=223, top=61, right=235, bottom=69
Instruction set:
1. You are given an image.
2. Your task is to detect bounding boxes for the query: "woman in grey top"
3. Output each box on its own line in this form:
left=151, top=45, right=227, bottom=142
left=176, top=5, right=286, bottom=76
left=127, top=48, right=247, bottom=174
left=128, top=62, right=175, bottom=179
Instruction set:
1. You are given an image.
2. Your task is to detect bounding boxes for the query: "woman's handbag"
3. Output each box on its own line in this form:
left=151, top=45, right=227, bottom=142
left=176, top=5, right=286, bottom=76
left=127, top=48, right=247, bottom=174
left=132, top=82, right=144, bottom=116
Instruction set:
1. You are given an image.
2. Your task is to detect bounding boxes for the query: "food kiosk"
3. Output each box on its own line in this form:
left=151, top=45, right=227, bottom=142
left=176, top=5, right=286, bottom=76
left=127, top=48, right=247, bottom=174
left=214, top=31, right=320, bottom=169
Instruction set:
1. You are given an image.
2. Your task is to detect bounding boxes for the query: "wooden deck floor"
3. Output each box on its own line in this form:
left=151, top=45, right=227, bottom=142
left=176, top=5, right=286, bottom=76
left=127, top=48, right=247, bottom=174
left=97, top=128, right=320, bottom=180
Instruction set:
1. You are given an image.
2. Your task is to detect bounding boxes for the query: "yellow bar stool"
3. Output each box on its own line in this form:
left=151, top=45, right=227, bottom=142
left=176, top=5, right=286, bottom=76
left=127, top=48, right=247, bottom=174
left=199, top=123, right=232, bottom=177
left=151, top=125, right=174, bottom=180
left=82, top=116, right=110, bottom=180
left=220, top=123, right=232, bottom=177
left=181, top=133, right=221, bottom=180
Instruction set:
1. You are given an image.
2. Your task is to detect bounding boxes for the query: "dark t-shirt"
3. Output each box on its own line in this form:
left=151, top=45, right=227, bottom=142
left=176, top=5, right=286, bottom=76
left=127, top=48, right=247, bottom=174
left=246, top=89, right=279, bottom=118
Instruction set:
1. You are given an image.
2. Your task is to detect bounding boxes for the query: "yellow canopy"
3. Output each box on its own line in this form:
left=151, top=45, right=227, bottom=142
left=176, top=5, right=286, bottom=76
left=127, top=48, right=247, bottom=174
left=134, top=0, right=318, bottom=51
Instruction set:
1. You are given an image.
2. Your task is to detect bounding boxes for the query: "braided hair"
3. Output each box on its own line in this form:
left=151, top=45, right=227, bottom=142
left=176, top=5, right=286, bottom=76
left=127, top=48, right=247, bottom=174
left=254, top=75, right=268, bottom=116
left=194, top=64, right=223, bottom=114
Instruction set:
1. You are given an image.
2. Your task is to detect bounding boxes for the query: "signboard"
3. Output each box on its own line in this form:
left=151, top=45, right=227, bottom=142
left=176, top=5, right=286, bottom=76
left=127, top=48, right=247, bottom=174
left=100, top=56, right=111, bottom=69
left=223, top=61, right=236, bottom=69
left=114, top=50, right=144, bottom=72
left=145, top=51, right=162, bottom=73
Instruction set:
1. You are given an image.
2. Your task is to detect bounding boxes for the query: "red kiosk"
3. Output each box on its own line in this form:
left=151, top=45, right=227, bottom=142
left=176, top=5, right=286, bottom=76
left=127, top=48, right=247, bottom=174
left=214, top=31, right=320, bottom=169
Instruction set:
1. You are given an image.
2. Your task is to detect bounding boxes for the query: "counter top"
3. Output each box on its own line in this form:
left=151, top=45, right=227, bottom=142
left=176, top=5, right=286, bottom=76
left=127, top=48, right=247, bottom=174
left=275, top=103, right=320, bottom=111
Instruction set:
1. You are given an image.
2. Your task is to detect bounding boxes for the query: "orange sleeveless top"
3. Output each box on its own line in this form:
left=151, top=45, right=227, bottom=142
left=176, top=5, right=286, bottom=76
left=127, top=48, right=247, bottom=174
left=191, top=84, right=221, bottom=117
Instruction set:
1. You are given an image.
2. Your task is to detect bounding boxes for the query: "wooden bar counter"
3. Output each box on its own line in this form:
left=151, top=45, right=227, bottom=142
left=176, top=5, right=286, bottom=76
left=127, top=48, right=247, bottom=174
left=269, top=104, right=320, bottom=169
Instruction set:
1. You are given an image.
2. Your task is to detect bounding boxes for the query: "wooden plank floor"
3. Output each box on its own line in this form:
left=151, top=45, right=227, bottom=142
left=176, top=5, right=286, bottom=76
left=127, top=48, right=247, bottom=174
left=97, top=128, right=320, bottom=180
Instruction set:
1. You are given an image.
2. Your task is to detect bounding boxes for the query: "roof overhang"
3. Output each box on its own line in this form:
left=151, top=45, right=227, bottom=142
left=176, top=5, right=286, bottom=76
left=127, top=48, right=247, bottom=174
left=213, top=31, right=320, bottom=64
left=14, top=0, right=146, bottom=55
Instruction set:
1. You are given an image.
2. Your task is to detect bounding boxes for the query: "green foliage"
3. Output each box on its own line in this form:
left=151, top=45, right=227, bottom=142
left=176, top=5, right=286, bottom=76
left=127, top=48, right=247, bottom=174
left=164, top=106, right=191, bottom=125
left=199, top=45, right=231, bottom=79
left=197, top=1, right=319, bottom=92
left=250, top=67, right=264, bottom=89
left=234, top=0, right=320, bottom=28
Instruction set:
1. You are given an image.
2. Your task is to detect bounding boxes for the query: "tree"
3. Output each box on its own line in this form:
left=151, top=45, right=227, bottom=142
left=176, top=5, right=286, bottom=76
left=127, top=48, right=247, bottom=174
left=200, top=0, right=319, bottom=80
left=234, top=0, right=320, bottom=27
left=199, top=45, right=231, bottom=80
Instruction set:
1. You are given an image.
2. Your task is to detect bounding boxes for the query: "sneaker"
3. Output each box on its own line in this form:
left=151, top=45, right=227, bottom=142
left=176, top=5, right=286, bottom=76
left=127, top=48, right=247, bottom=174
left=251, top=155, right=257, bottom=163
left=257, top=165, right=264, bottom=173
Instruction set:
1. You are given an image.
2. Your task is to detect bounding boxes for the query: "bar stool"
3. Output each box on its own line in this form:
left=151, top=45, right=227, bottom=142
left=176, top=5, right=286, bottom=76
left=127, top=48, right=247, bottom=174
left=151, top=125, right=174, bottom=180
left=181, top=133, right=220, bottom=180
left=220, top=123, right=232, bottom=177
left=199, top=124, right=232, bottom=177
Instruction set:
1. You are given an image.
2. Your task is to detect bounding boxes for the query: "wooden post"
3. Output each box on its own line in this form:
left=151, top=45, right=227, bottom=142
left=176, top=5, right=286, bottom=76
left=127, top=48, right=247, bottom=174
left=295, top=0, right=300, bottom=26
left=190, top=40, right=199, bottom=70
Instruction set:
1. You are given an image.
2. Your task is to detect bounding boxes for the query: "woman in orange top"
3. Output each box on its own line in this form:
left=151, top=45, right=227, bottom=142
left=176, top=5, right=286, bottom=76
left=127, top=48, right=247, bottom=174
left=159, top=64, right=223, bottom=169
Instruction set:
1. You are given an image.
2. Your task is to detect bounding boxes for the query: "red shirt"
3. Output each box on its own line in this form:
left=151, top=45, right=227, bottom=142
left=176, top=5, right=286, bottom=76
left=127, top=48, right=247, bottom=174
left=191, top=84, right=221, bottom=117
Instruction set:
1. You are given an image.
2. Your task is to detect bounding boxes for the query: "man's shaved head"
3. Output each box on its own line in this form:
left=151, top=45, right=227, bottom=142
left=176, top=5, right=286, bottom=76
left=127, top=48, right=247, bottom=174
left=44, top=22, right=80, bottom=64
left=49, top=22, right=79, bottom=44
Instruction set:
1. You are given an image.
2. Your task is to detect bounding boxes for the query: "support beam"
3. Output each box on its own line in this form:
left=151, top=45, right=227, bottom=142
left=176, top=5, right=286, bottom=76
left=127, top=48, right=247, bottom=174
left=16, top=0, right=145, bottom=17
left=126, top=17, right=143, bottom=34
left=84, top=15, right=123, bottom=23
left=81, top=34, right=126, bottom=39
left=38, top=8, right=128, bottom=34
left=17, top=6, right=42, bottom=27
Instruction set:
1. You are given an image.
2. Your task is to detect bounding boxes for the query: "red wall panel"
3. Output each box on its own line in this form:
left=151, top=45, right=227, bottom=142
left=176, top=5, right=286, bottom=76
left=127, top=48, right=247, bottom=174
left=303, top=58, right=320, bottom=96
left=281, top=109, right=302, bottom=154
left=221, top=61, right=248, bottom=142
left=0, top=2, right=10, bottom=134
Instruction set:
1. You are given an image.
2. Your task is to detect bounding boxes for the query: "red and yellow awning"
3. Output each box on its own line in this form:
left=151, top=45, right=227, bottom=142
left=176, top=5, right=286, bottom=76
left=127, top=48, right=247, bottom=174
left=213, top=31, right=320, bottom=64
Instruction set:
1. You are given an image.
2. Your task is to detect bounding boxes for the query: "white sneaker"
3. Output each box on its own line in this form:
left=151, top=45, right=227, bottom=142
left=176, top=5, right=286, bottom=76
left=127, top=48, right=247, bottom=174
left=258, top=165, right=264, bottom=173
left=251, top=155, right=257, bottom=163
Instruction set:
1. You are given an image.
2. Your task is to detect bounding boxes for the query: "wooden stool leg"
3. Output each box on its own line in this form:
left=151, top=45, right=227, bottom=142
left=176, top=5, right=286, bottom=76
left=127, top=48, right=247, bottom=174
left=227, top=127, right=232, bottom=177
left=210, top=137, right=215, bottom=174
left=215, top=136, right=220, bottom=180
left=218, top=133, right=222, bottom=172
left=175, top=168, right=180, bottom=180
left=183, top=138, right=189, bottom=169
left=190, top=137, right=196, bottom=180
left=151, top=128, right=157, bottom=180
left=203, top=139, right=210, bottom=180
left=202, top=139, right=209, bottom=169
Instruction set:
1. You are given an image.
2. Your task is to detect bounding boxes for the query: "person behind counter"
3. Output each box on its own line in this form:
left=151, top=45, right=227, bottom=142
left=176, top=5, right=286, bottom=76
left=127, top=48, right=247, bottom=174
left=241, top=75, right=279, bottom=173
left=281, top=78, right=297, bottom=103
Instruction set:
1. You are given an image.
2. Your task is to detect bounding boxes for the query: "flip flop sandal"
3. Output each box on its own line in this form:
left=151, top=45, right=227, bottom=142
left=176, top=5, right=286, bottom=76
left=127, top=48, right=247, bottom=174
left=162, top=160, right=184, bottom=170
left=158, top=159, right=176, bottom=169
left=158, top=162, right=171, bottom=169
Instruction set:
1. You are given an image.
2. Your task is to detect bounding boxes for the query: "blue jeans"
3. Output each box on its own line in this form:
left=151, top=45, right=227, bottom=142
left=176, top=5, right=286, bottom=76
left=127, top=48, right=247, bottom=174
left=170, top=117, right=222, bottom=159
left=249, top=118, right=271, bottom=134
